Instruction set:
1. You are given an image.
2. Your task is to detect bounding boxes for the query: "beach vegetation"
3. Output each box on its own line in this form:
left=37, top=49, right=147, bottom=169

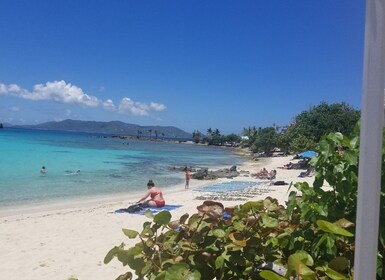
left=240, top=102, right=360, bottom=155
left=201, top=128, right=241, bottom=147
left=105, top=123, right=385, bottom=279
left=250, top=127, right=279, bottom=155
left=192, top=130, right=203, bottom=143
left=282, top=102, right=360, bottom=153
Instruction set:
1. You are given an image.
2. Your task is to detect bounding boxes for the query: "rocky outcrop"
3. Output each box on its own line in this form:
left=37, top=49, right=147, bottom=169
left=170, top=165, right=250, bottom=180
left=191, top=166, right=240, bottom=180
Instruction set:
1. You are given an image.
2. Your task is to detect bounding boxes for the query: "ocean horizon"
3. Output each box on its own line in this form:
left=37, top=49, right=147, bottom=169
left=0, top=128, right=244, bottom=209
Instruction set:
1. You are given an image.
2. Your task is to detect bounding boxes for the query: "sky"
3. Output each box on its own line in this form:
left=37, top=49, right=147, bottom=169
left=0, top=0, right=365, bottom=134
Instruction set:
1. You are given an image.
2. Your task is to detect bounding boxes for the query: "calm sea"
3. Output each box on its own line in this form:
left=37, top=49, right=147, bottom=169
left=0, top=128, right=243, bottom=208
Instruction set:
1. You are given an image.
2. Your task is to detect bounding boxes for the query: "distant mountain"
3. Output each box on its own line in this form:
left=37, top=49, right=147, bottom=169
left=13, top=119, right=192, bottom=139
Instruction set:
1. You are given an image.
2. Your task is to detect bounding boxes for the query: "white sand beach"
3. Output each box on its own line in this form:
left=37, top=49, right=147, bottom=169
left=0, top=155, right=315, bottom=280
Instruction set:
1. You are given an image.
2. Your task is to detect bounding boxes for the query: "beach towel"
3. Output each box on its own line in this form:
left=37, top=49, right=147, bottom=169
left=115, top=204, right=182, bottom=215
left=273, top=181, right=288, bottom=185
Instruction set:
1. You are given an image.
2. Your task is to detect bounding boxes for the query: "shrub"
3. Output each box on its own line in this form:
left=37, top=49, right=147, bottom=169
left=106, top=128, right=385, bottom=279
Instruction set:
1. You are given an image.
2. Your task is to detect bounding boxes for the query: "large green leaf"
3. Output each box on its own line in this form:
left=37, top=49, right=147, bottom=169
left=215, top=255, right=224, bottom=269
left=343, top=150, right=357, bottom=165
left=154, top=211, right=172, bottom=225
left=124, top=246, right=146, bottom=272
left=329, top=132, right=344, bottom=142
left=144, top=209, right=154, bottom=219
left=164, top=263, right=201, bottom=280
left=241, top=201, right=264, bottom=212
left=324, top=267, right=349, bottom=280
left=261, top=214, right=279, bottom=228
left=328, top=256, right=350, bottom=272
left=212, top=228, right=226, bottom=238
left=316, top=220, right=354, bottom=237
left=104, top=245, right=121, bottom=264
left=319, top=139, right=332, bottom=157
left=263, top=197, right=279, bottom=211
left=122, top=228, right=138, bottom=239
left=287, top=251, right=316, bottom=279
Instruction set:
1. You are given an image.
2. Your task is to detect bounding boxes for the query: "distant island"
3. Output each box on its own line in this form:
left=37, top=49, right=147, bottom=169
left=11, top=119, right=193, bottom=140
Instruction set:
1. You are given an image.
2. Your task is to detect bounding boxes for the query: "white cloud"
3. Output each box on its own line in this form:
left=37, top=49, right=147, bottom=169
left=0, top=81, right=167, bottom=118
left=102, top=99, right=116, bottom=111
left=66, top=109, right=72, bottom=116
left=118, top=98, right=166, bottom=116
left=0, top=80, right=100, bottom=107
left=150, top=102, right=166, bottom=111
left=31, top=81, right=99, bottom=107
left=118, top=97, right=149, bottom=116
left=10, top=106, right=20, bottom=112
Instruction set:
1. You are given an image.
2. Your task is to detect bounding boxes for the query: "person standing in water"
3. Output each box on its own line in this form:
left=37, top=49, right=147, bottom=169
left=40, top=166, right=46, bottom=174
left=185, top=168, right=190, bottom=189
left=137, top=180, right=165, bottom=207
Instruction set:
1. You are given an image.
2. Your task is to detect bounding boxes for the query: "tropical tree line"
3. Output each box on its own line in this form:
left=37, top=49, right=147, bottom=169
left=192, top=128, right=241, bottom=147
left=136, top=129, right=165, bottom=139
left=194, top=102, right=360, bottom=155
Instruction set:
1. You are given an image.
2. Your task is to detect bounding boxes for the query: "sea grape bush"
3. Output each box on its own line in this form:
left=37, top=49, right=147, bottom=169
left=105, top=126, right=385, bottom=279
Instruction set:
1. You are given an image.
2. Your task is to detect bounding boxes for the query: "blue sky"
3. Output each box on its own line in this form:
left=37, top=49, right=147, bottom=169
left=0, top=1, right=365, bottom=134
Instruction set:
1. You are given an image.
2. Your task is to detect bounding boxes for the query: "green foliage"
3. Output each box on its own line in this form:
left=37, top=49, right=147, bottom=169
left=241, top=102, right=360, bottom=154
left=287, top=134, right=317, bottom=154
left=197, top=102, right=359, bottom=153
left=192, top=130, right=203, bottom=143
left=251, top=127, right=278, bottom=155
left=106, top=124, right=385, bottom=279
left=106, top=194, right=356, bottom=279
left=282, top=102, right=360, bottom=153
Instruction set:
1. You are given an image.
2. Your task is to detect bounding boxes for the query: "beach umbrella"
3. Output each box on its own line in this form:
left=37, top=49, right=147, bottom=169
left=298, top=150, right=317, bottom=159
left=354, top=1, right=385, bottom=279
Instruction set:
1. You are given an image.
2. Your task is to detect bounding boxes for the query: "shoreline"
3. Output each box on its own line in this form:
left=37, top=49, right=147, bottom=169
left=0, top=154, right=313, bottom=280
left=0, top=146, right=263, bottom=218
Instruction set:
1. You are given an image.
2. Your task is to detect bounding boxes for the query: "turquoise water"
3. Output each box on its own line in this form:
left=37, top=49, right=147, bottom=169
left=0, top=128, right=243, bottom=208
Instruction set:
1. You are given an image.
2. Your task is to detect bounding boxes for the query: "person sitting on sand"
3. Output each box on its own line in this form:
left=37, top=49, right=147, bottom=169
left=267, top=169, right=277, bottom=180
left=278, top=162, right=293, bottom=169
left=256, top=167, right=269, bottom=178
left=137, top=180, right=165, bottom=207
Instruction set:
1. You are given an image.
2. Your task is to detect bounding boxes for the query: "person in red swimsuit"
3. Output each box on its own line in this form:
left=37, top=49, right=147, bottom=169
left=137, top=180, right=165, bottom=207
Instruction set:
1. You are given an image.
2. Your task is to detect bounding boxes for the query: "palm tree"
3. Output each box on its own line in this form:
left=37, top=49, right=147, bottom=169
left=207, top=128, right=213, bottom=137
left=213, top=128, right=220, bottom=137
left=192, top=130, right=202, bottom=143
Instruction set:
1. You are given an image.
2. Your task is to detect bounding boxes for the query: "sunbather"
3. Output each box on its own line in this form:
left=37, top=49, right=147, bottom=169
left=137, top=180, right=165, bottom=207
left=267, top=169, right=277, bottom=180
left=299, top=168, right=313, bottom=178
